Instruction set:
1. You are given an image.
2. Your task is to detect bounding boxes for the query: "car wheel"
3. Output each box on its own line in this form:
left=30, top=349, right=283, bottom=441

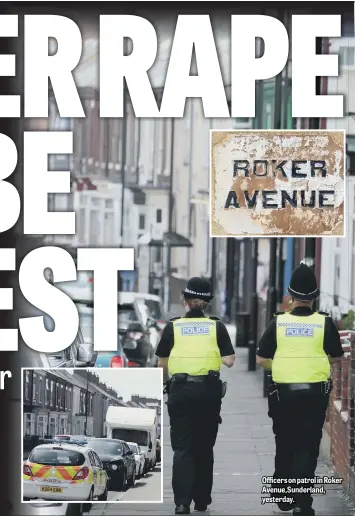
left=66, top=504, right=84, bottom=516
left=98, top=485, right=108, bottom=501
left=82, top=503, right=92, bottom=514
left=118, top=470, right=127, bottom=491
left=128, top=468, right=136, bottom=487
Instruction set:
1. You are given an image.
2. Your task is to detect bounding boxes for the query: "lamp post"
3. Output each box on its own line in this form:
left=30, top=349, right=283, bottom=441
left=84, top=370, right=89, bottom=436
left=248, top=238, right=259, bottom=371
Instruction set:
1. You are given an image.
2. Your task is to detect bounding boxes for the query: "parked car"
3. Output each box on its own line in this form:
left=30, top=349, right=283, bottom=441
left=127, top=442, right=146, bottom=478
left=70, top=290, right=153, bottom=368
left=12, top=501, right=92, bottom=516
left=86, top=438, right=136, bottom=491
left=23, top=442, right=108, bottom=502
left=12, top=271, right=97, bottom=369
left=156, top=439, right=161, bottom=463
left=75, top=303, right=129, bottom=368
left=135, top=293, right=167, bottom=331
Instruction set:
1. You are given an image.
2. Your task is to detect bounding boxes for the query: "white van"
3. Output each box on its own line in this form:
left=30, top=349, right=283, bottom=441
left=105, top=406, right=158, bottom=473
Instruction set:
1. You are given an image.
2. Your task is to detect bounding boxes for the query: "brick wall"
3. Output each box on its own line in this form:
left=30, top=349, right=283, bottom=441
left=329, top=331, right=355, bottom=495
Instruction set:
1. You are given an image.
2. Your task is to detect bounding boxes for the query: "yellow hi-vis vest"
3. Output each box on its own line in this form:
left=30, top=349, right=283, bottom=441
left=272, top=312, right=330, bottom=383
left=168, top=318, right=222, bottom=376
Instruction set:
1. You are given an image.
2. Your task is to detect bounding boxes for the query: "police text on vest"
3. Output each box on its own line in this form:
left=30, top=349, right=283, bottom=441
left=285, top=327, right=314, bottom=337
left=181, top=325, right=210, bottom=336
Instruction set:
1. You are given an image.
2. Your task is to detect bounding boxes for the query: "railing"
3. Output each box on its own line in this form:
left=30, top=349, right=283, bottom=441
left=329, top=330, right=355, bottom=496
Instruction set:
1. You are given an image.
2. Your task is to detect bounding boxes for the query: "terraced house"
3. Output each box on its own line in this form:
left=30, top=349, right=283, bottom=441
left=23, top=370, right=126, bottom=455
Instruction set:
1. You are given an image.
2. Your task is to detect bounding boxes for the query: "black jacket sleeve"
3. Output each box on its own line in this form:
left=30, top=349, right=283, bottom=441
left=155, top=322, right=174, bottom=358
left=257, top=318, right=277, bottom=359
left=216, top=322, right=235, bottom=357
left=323, top=317, right=344, bottom=357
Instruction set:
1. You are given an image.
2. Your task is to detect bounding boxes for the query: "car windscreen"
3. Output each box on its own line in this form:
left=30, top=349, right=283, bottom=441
left=118, top=304, right=139, bottom=324
left=29, top=448, right=85, bottom=466
left=112, top=429, right=148, bottom=446
left=87, top=441, right=123, bottom=456
left=128, top=444, right=138, bottom=454
left=145, top=300, right=164, bottom=320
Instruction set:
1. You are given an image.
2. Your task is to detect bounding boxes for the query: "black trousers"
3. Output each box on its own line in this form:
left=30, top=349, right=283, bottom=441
left=268, top=384, right=330, bottom=509
left=167, top=379, right=222, bottom=507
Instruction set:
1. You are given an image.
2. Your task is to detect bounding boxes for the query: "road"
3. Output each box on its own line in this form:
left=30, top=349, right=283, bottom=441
left=88, top=466, right=162, bottom=513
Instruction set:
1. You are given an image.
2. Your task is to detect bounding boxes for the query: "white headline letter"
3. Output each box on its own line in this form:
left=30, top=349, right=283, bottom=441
left=24, top=15, right=84, bottom=117
left=160, top=15, right=229, bottom=118
left=231, top=15, right=289, bottom=117
left=0, top=133, right=20, bottom=232
left=19, top=247, right=79, bottom=353
left=292, top=15, right=343, bottom=118
left=100, top=15, right=159, bottom=117
left=0, top=15, right=20, bottom=117
left=24, top=131, right=75, bottom=235
left=0, top=249, right=17, bottom=351
left=77, top=248, right=135, bottom=351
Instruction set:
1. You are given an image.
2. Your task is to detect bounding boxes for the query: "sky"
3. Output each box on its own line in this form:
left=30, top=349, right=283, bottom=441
left=94, top=369, right=162, bottom=402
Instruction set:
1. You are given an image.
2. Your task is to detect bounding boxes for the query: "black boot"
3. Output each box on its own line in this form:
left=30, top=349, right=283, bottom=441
left=175, top=506, right=190, bottom=514
left=277, top=501, right=294, bottom=511
left=293, top=507, right=315, bottom=516
left=194, top=504, right=208, bottom=511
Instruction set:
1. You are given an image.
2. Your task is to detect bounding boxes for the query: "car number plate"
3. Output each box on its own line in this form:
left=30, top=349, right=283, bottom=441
left=40, top=487, right=63, bottom=493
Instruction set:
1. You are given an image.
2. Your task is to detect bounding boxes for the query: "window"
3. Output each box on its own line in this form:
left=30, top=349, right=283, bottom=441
left=60, top=417, right=66, bottom=434
left=32, top=374, right=36, bottom=401
left=29, top=448, right=85, bottom=466
left=46, top=378, right=50, bottom=405
left=39, top=377, right=42, bottom=403
left=25, top=414, right=31, bottom=436
left=51, top=381, right=55, bottom=406
left=156, top=247, right=162, bottom=263
left=156, top=209, right=162, bottom=223
left=139, top=214, right=145, bottom=230
left=37, top=416, right=44, bottom=438
left=25, top=372, right=30, bottom=400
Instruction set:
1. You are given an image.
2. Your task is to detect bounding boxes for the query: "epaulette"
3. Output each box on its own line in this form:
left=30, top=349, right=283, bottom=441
left=318, top=311, right=329, bottom=316
left=273, top=311, right=285, bottom=316
left=169, top=316, right=181, bottom=321
left=209, top=316, right=220, bottom=321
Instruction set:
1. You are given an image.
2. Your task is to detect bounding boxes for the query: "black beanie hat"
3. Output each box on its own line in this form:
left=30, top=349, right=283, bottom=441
left=181, top=277, right=213, bottom=301
left=288, top=263, right=319, bottom=301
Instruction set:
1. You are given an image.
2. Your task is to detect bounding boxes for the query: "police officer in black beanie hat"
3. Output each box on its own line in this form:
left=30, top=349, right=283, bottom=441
left=155, top=277, right=235, bottom=514
left=256, top=263, right=343, bottom=516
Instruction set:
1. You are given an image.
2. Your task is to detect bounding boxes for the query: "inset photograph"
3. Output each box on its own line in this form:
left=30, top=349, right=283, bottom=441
left=22, top=368, right=162, bottom=504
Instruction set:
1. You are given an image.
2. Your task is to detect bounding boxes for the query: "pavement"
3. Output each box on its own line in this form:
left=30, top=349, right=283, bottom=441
left=85, top=325, right=355, bottom=515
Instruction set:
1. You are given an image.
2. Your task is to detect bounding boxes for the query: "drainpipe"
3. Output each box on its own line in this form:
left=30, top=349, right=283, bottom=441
left=187, top=100, right=194, bottom=277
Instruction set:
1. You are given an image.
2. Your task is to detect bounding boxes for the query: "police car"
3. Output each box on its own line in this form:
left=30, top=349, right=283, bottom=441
left=23, top=442, right=108, bottom=502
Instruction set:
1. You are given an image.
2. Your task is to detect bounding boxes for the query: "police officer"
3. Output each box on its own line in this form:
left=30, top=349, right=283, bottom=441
left=156, top=277, right=235, bottom=515
left=256, top=264, right=344, bottom=516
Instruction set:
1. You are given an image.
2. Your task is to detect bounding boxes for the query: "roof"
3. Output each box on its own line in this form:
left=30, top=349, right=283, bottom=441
left=106, top=406, right=157, bottom=428
left=43, top=370, right=96, bottom=394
